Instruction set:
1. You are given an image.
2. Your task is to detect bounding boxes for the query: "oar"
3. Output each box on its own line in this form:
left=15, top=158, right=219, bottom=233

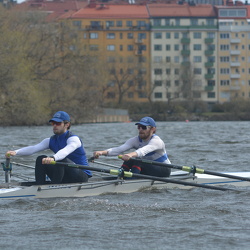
left=127, top=157, right=250, bottom=182
left=12, top=162, right=35, bottom=169
left=50, top=161, right=238, bottom=192
left=88, top=157, right=120, bottom=169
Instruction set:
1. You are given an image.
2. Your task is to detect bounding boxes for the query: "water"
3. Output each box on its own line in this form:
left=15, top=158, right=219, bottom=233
left=1, top=121, right=250, bottom=250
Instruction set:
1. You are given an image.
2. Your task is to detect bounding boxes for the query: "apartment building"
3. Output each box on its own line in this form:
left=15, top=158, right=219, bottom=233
left=59, top=3, right=151, bottom=103
left=22, top=0, right=250, bottom=105
left=216, top=5, right=250, bottom=102
left=148, top=3, right=218, bottom=104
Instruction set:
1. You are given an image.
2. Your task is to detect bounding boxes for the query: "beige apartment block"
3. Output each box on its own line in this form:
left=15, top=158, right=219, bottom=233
left=217, top=5, right=250, bottom=103
left=148, top=4, right=218, bottom=104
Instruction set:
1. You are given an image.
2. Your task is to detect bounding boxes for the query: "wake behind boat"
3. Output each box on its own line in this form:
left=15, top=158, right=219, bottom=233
left=1, top=162, right=250, bottom=199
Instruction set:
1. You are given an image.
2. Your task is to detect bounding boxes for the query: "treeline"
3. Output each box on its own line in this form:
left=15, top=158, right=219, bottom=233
left=0, top=8, right=106, bottom=125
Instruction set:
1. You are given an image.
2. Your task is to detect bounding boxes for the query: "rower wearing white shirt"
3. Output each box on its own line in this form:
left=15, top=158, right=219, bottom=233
left=6, top=111, right=91, bottom=184
left=94, top=117, right=171, bottom=177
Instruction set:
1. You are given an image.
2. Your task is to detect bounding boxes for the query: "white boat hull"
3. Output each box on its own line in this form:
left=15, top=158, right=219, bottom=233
left=1, top=172, right=250, bottom=199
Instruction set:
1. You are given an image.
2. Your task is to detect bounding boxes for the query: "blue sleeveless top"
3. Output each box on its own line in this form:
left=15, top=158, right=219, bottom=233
left=49, top=131, right=92, bottom=176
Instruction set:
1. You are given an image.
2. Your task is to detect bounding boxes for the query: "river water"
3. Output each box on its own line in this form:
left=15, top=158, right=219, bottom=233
left=1, top=121, right=250, bottom=250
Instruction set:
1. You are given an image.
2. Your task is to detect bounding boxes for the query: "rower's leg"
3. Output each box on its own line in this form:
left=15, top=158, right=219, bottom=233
left=35, top=155, right=48, bottom=185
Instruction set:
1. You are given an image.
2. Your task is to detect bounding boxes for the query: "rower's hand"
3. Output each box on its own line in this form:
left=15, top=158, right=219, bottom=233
left=5, top=151, right=16, bottom=158
left=93, top=151, right=107, bottom=159
left=42, top=157, right=55, bottom=164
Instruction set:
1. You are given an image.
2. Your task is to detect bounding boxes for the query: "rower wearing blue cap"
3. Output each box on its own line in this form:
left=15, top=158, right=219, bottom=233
left=93, top=116, right=171, bottom=178
left=6, top=111, right=91, bottom=184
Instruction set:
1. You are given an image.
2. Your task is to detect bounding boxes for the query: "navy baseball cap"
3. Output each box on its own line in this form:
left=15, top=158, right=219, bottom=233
left=49, top=111, right=70, bottom=122
left=135, top=117, right=156, bottom=127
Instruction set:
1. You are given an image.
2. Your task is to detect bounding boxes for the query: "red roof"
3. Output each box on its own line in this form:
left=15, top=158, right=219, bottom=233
left=67, top=4, right=149, bottom=19
left=147, top=3, right=217, bottom=17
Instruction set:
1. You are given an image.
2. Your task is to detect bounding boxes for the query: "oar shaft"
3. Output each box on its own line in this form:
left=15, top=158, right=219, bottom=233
left=132, top=158, right=250, bottom=182
left=51, top=161, right=235, bottom=191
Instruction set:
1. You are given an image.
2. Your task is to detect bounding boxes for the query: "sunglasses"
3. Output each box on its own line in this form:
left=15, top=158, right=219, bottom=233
left=51, top=121, right=63, bottom=126
left=137, top=125, right=151, bottom=130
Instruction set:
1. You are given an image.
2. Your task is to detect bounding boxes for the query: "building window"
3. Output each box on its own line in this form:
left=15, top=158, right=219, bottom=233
left=154, top=56, right=162, bottom=63
left=154, top=80, right=162, bottom=86
left=90, top=33, right=98, bottom=39
left=194, top=56, right=202, bottom=62
left=166, top=56, right=171, bottom=62
left=126, top=21, right=132, bottom=27
left=137, top=21, right=146, bottom=27
left=220, top=45, right=230, bottom=50
left=191, top=19, right=198, bottom=26
left=107, top=45, right=115, bottom=51
left=220, top=68, right=230, bottom=74
left=194, top=68, right=202, bottom=74
left=153, top=19, right=161, bottom=26
left=73, top=21, right=81, bottom=27
left=127, top=33, right=133, bottom=39
left=116, top=21, right=122, bottom=27
left=107, top=33, right=115, bottom=39
left=154, top=69, right=162, bottom=75
left=207, top=32, right=215, bottom=38
left=207, top=19, right=214, bottom=26
left=207, top=92, right=215, bottom=98
left=154, top=45, right=162, bottom=51
left=154, top=92, right=162, bottom=98
left=106, top=21, right=114, bottom=27
left=154, top=33, right=162, bottom=39
left=194, top=44, right=202, bottom=50
left=166, top=33, right=171, bottom=39
left=193, top=32, right=201, bottom=39
left=220, top=33, right=230, bottom=39
left=166, top=45, right=171, bottom=51
left=138, top=33, right=146, bottom=39
left=166, top=68, right=171, bottom=74
left=127, top=45, right=134, bottom=51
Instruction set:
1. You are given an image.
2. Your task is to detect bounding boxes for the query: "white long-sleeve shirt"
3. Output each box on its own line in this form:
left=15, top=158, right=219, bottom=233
left=106, top=135, right=171, bottom=164
left=15, top=136, right=81, bottom=161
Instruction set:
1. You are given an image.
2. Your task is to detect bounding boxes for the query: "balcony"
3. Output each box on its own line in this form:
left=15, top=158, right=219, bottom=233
left=230, top=50, right=241, bottom=55
left=181, top=61, right=191, bottom=67
left=181, top=38, right=190, bottom=44
left=230, top=74, right=240, bottom=79
left=205, top=38, right=214, bottom=44
left=181, top=50, right=190, bottom=56
left=230, top=85, right=241, bottom=90
left=204, top=86, right=214, bottom=91
left=205, top=50, right=214, bottom=56
left=85, top=25, right=104, bottom=30
left=205, top=74, right=214, bottom=79
left=205, top=62, right=214, bottom=68
left=230, top=38, right=241, bottom=43
left=230, top=62, right=241, bottom=67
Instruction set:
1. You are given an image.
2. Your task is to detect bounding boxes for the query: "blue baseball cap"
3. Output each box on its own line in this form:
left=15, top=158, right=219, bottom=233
left=135, top=117, right=156, bottom=127
left=49, top=111, right=70, bottom=122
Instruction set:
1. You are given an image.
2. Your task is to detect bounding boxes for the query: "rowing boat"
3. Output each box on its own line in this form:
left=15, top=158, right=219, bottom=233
left=1, top=170, right=250, bottom=199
